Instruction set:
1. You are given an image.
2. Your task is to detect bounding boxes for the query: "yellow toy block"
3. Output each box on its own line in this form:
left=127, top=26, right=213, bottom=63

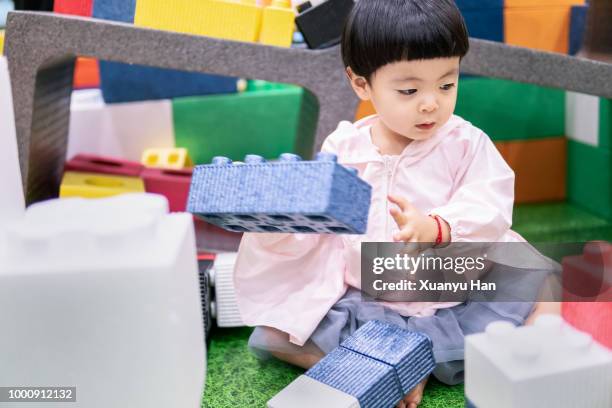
left=134, top=0, right=262, bottom=43
left=59, top=172, right=145, bottom=199
left=259, top=0, right=295, bottom=47
left=0, top=30, right=4, bottom=55
left=504, top=6, right=572, bottom=53
left=141, top=148, right=194, bottom=170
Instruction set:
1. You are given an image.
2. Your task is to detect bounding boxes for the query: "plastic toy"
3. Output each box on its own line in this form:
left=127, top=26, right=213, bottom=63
left=465, top=315, right=612, bottom=408
left=197, top=253, right=214, bottom=346
left=0, top=30, right=4, bottom=55
left=268, top=320, right=435, bottom=408
left=0, top=193, right=205, bottom=408
left=208, top=252, right=244, bottom=327
left=187, top=153, right=372, bottom=234
left=59, top=171, right=145, bottom=198
left=93, top=0, right=239, bottom=104
left=259, top=0, right=295, bottom=47
left=53, top=0, right=93, bottom=16
left=141, top=167, right=192, bottom=212
left=295, top=0, right=354, bottom=49
left=134, top=0, right=262, bottom=42
left=73, top=57, right=100, bottom=89
left=66, top=91, right=175, bottom=162
left=569, top=4, right=588, bottom=55
left=142, top=147, right=193, bottom=170
left=64, top=153, right=144, bottom=177
left=562, top=241, right=612, bottom=349
left=0, top=56, right=24, bottom=225
left=173, top=83, right=318, bottom=165
left=455, top=0, right=503, bottom=42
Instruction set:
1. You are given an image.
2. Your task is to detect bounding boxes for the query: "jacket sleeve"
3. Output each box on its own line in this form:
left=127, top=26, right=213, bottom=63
left=429, top=131, right=515, bottom=242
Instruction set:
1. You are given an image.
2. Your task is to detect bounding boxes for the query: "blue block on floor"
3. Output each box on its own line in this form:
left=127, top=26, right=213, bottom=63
left=569, top=5, right=588, bottom=56
left=92, top=0, right=238, bottom=103
left=187, top=153, right=372, bottom=234
left=306, top=347, right=402, bottom=408
left=340, top=320, right=436, bottom=395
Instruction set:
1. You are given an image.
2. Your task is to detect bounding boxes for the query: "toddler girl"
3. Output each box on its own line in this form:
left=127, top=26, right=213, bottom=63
left=234, top=1, right=552, bottom=406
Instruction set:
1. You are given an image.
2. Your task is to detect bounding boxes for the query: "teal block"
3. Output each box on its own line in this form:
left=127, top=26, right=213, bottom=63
left=455, top=77, right=565, bottom=141
left=173, top=84, right=319, bottom=165
left=567, top=140, right=612, bottom=220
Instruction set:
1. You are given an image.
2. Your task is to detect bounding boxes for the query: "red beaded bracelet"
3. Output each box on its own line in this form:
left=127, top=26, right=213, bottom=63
left=429, top=215, right=442, bottom=246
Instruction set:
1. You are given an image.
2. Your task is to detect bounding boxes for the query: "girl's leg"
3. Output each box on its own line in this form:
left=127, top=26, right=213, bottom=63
left=253, top=326, right=325, bottom=370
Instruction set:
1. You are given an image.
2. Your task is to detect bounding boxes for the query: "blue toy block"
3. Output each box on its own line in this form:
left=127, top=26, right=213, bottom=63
left=92, top=0, right=238, bottom=103
left=187, top=153, right=372, bottom=234
left=306, top=347, right=403, bottom=408
left=569, top=5, right=588, bottom=56
left=460, top=9, right=503, bottom=43
left=340, top=320, right=436, bottom=395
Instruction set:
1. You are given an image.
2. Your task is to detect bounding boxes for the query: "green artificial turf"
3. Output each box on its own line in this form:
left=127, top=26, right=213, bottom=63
left=202, top=327, right=465, bottom=408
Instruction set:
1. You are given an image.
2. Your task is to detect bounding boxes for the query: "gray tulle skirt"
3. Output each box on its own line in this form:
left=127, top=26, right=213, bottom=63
left=248, top=288, right=535, bottom=385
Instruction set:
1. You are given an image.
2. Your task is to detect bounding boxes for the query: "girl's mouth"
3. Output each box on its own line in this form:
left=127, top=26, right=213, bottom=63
left=416, top=122, right=435, bottom=130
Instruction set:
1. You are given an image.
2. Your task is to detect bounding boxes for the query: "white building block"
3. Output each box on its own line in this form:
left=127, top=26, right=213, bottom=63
left=268, top=375, right=360, bottom=408
left=0, top=193, right=205, bottom=408
left=66, top=89, right=175, bottom=162
left=566, top=91, right=600, bottom=147
left=466, top=315, right=612, bottom=408
left=210, top=252, right=245, bottom=327
left=0, top=56, right=25, bottom=227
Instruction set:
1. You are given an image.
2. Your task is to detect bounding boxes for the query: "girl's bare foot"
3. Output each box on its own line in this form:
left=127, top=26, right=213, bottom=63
left=396, top=376, right=429, bottom=408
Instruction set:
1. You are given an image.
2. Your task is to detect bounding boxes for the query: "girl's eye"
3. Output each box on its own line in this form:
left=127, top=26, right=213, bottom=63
left=440, top=83, right=456, bottom=91
left=398, top=89, right=417, bottom=96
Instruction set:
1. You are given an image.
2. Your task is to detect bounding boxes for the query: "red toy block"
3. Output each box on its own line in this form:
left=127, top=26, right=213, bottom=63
left=53, top=0, right=94, bottom=16
left=141, top=167, right=192, bottom=212
left=64, top=154, right=144, bottom=177
left=562, top=241, right=612, bottom=349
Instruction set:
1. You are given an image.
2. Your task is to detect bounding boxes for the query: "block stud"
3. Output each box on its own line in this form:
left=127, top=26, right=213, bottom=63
left=212, top=156, right=232, bottom=165
left=245, top=154, right=265, bottom=164
left=279, top=153, right=302, bottom=162
left=316, top=152, right=337, bottom=162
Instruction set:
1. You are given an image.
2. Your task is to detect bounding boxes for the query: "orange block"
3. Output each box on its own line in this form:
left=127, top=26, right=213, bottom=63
left=505, top=0, right=585, bottom=7
left=505, top=6, right=573, bottom=53
left=495, top=137, right=566, bottom=203
left=73, top=57, right=100, bottom=89
left=354, top=100, right=376, bottom=121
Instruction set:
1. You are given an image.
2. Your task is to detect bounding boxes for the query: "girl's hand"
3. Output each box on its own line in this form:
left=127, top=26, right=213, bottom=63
left=388, top=194, right=439, bottom=243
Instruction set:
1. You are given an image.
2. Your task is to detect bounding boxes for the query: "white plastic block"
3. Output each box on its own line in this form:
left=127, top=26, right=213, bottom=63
left=0, top=193, right=205, bottom=408
left=268, top=375, right=360, bottom=408
left=0, top=56, right=25, bottom=227
left=66, top=89, right=175, bottom=161
left=566, top=91, right=600, bottom=147
left=210, top=252, right=245, bottom=327
left=466, top=315, right=612, bottom=408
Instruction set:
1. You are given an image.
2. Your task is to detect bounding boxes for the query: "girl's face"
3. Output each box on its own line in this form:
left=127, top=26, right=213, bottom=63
left=348, top=57, right=461, bottom=143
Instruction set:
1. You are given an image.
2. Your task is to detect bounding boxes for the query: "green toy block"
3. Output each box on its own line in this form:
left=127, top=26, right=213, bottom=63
left=513, top=202, right=612, bottom=242
left=567, top=140, right=612, bottom=220
left=173, top=83, right=319, bottom=164
left=600, top=98, right=612, bottom=150
left=455, top=77, right=565, bottom=141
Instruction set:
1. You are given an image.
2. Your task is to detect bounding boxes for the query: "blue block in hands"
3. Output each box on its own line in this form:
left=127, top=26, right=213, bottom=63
left=92, top=0, right=238, bottom=103
left=340, top=320, right=436, bottom=395
left=305, top=347, right=402, bottom=408
left=187, top=153, right=372, bottom=234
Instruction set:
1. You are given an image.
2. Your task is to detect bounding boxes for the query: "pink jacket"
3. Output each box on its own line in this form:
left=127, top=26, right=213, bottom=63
left=233, top=114, right=525, bottom=346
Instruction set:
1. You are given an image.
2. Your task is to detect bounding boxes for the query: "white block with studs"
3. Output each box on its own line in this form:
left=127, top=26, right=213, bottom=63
left=210, top=252, right=245, bottom=327
left=0, top=193, right=205, bottom=408
left=465, top=315, right=612, bottom=408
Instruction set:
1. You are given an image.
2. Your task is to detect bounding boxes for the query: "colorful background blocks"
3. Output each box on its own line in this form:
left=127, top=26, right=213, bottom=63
left=59, top=171, right=145, bottom=198
left=259, top=0, right=295, bottom=47
left=142, top=148, right=193, bottom=170
left=0, top=30, right=4, bottom=55
left=173, top=84, right=319, bottom=164
left=495, top=137, right=566, bottom=203
left=64, top=154, right=144, bottom=177
left=187, top=153, right=372, bottom=234
left=53, top=0, right=93, bottom=16
left=569, top=4, right=588, bottom=55
left=141, top=167, right=192, bottom=212
left=134, top=0, right=262, bottom=42
left=456, top=0, right=504, bottom=42
left=73, top=57, right=100, bottom=89
left=93, top=0, right=239, bottom=104
left=295, top=0, right=354, bottom=49
left=563, top=303, right=612, bottom=350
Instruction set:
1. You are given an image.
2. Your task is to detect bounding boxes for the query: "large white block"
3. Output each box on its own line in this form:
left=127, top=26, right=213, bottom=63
left=466, top=315, right=612, bottom=408
left=0, top=56, right=25, bottom=226
left=268, top=375, right=360, bottom=408
left=566, top=91, right=600, bottom=147
left=66, top=89, right=175, bottom=162
left=0, top=193, right=205, bottom=408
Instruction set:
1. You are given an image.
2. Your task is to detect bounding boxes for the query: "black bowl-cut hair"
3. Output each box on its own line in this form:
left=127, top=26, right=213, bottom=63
left=341, top=0, right=470, bottom=81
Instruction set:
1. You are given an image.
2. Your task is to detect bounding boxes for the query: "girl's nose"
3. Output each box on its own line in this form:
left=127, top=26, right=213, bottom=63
left=418, top=96, right=438, bottom=113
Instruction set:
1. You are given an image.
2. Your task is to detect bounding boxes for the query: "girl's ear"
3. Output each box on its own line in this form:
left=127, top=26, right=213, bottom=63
left=346, top=67, right=371, bottom=101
